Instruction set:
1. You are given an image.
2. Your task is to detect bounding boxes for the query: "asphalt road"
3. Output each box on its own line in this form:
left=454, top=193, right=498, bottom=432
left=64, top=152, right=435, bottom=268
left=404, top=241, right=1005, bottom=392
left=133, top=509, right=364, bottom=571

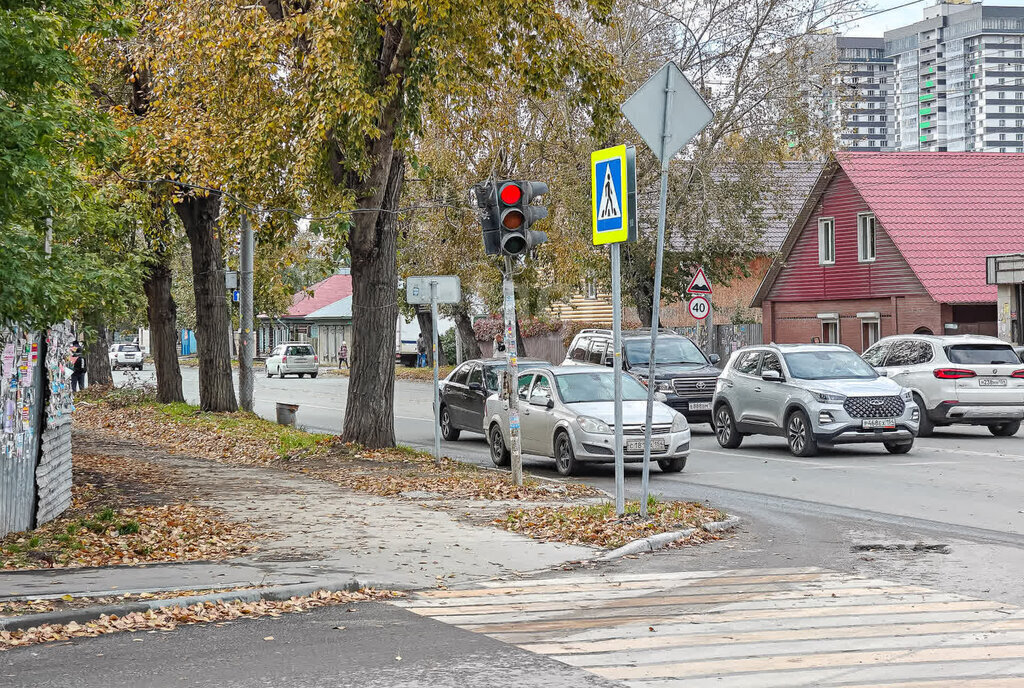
left=113, top=364, right=1024, bottom=606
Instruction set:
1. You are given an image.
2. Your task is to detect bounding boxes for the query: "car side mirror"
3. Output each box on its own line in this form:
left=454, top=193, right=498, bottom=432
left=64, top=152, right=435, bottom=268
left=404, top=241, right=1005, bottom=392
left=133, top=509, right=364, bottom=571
left=709, top=354, right=721, bottom=365
left=604, top=357, right=614, bottom=367
left=875, top=368, right=888, bottom=377
left=468, top=382, right=483, bottom=391
left=546, top=398, right=555, bottom=409
left=761, top=370, right=782, bottom=382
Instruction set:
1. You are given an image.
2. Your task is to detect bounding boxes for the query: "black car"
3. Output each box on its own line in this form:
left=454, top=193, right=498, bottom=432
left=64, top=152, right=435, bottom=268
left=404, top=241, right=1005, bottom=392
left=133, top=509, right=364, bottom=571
left=562, top=328, right=721, bottom=425
left=439, top=357, right=548, bottom=440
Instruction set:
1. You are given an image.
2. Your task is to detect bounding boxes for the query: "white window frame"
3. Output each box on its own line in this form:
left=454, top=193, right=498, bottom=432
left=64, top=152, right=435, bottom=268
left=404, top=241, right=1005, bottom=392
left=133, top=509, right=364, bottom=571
left=857, top=312, right=881, bottom=351
left=857, top=213, right=877, bottom=262
left=817, top=313, right=840, bottom=344
left=818, top=217, right=836, bottom=266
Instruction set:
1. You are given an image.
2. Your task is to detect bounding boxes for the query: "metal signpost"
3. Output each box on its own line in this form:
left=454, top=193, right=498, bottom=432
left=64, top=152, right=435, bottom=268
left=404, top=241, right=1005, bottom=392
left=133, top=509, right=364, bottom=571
left=238, top=213, right=254, bottom=413
left=592, top=144, right=637, bottom=517
left=406, top=275, right=461, bottom=464
left=621, top=61, right=714, bottom=518
left=687, top=266, right=714, bottom=354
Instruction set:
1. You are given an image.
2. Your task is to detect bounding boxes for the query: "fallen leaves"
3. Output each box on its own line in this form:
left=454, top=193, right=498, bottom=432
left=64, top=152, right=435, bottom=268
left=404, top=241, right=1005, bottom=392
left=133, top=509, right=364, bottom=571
left=0, top=589, right=404, bottom=650
left=494, top=499, right=728, bottom=548
left=0, top=587, right=263, bottom=620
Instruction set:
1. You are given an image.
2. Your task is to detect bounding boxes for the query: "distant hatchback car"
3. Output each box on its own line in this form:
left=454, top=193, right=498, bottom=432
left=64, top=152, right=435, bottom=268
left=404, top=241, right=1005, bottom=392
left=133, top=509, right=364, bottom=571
left=713, top=343, right=919, bottom=457
left=109, top=343, right=144, bottom=371
left=862, top=335, right=1024, bottom=437
left=265, top=343, right=319, bottom=378
left=484, top=365, right=690, bottom=476
left=438, top=357, right=548, bottom=440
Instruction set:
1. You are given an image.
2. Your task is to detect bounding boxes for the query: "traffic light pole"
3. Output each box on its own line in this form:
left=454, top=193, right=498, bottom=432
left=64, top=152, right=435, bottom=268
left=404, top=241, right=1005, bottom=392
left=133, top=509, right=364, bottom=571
left=502, top=256, right=523, bottom=487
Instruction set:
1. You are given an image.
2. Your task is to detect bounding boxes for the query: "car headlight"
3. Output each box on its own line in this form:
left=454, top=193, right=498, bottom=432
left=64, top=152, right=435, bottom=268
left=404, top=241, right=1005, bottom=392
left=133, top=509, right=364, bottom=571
left=671, top=413, right=688, bottom=433
left=577, top=416, right=612, bottom=434
left=810, top=390, right=847, bottom=404
left=656, top=381, right=673, bottom=393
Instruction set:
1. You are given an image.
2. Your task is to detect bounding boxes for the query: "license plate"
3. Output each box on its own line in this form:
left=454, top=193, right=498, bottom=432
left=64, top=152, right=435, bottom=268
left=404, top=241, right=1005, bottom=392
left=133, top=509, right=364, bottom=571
left=979, top=378, right=1008, bottom=387
left=688, top=402, right=711, bottom=411
left=626, top=439, right=667, bottom=452
left=863, top=418, right=896, bottom=429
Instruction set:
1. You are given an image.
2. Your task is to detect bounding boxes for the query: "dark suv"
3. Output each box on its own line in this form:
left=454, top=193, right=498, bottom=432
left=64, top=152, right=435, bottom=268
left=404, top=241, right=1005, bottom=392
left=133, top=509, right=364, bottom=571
left=562, top=328, right=721, bottom=425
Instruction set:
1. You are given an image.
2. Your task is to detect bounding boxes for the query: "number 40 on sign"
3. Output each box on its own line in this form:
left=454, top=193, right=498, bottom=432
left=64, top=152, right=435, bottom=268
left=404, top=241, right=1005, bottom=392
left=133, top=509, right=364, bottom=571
left=688, top=295, right=710, bottom=320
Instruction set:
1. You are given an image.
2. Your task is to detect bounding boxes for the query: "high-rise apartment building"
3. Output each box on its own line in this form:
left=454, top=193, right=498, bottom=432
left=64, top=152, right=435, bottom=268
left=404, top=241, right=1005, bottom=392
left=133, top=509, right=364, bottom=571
left=827, top=37, right=896, bottom=151
left=885, top=0, right=1024, bottom=152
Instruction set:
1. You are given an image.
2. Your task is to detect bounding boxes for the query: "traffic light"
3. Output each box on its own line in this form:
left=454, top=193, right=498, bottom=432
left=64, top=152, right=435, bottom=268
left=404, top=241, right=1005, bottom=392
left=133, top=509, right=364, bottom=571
left=472, top=182, right=501, bottom=255
left=495, top=180, right=548, bottom=257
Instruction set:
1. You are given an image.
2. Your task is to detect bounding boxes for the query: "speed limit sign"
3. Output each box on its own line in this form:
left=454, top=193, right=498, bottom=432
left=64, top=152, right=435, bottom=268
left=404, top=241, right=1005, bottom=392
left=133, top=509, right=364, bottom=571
left=688, top=295, right=710, bottom=320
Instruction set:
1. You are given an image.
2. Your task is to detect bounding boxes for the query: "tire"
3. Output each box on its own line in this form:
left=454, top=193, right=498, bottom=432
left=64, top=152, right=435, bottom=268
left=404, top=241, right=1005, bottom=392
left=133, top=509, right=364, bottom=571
left=786, top=409, right=818, bottom=457
left=310, top=372, right=318, bottom=379
left=554, top=431, right=578, bottom=477
left=914, top=394, right=935, bottom=437
left=714, top=404, right=743, bottom=449
left=489, top=424, right=510, bottom=467
left=658, top=457, right=687, bottom=473
left=298, top=373, right=305, bottom=378
left=267, top=368, right=273, bottom=378
left=135, top=365, right=142, bottom=371
left=989, top=420, right=1021, bottom=437
left=440, top=405, right=461, bottom=441
left=884, top=440, right=914, bottom=454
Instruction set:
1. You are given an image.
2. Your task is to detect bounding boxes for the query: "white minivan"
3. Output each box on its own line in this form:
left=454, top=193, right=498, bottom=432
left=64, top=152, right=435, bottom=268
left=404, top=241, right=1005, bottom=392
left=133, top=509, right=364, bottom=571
left=265, top=343, right=319, bottom=379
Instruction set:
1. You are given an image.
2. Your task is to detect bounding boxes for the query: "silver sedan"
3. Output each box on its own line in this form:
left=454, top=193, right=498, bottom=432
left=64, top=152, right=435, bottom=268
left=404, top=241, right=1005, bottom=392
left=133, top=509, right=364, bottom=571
left=484, top=365, right=691, bottom=476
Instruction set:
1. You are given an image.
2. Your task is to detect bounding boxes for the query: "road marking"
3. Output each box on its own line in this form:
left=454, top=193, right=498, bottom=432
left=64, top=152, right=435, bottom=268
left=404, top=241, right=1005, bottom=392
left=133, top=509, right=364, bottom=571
left=398, top=568, right=1024, bottom=687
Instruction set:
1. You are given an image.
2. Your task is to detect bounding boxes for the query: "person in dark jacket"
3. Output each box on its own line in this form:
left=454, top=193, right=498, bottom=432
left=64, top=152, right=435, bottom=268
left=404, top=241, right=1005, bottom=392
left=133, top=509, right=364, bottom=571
left=70, top=341, right=87, bottom=392
left=416, top=332, right=427, bottom=368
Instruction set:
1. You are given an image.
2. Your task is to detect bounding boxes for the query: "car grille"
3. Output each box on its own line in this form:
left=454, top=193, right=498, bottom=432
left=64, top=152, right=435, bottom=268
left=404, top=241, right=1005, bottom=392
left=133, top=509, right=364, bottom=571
left=844, top=396, right=905, bottom=419
left=623, top=424, right=672, bottom=435
left=672, top=377, right=717, bottom=398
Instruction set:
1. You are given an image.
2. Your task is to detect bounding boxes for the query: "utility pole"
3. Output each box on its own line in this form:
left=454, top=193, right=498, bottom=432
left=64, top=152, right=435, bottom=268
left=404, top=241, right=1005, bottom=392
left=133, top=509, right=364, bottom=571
left=238, top=213, right=254, bottom=412
left=502, top=256, right=523, bottom=486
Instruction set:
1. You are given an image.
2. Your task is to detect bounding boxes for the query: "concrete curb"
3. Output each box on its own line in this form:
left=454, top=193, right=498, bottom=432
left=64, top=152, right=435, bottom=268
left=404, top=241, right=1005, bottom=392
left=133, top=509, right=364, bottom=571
left=597, top=515, right=742, bottom=562
left=0, top=576, right=403, bottom=633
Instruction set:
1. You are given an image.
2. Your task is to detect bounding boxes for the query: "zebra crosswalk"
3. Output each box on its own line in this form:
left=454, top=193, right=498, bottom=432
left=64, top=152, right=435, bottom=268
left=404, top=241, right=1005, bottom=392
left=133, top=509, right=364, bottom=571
left=393, top=567, right=1024, bottom=687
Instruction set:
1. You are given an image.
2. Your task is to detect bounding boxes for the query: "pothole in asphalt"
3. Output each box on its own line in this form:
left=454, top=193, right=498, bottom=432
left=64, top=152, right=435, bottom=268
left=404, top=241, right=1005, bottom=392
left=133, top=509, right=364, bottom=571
left=850, top=543, right=951, bottom=554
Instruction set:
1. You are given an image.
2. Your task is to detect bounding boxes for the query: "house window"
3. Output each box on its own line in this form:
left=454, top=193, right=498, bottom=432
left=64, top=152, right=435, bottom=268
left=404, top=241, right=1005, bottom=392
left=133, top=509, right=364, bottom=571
left=818, top=218, right=835, bottom=265
left=585, top=278, right=598, bottom=300
left=858, top=312, right=881, bottom=350
left=858, top=213, right=876, bottom=262
left=818, top=313, right=840, bottom=344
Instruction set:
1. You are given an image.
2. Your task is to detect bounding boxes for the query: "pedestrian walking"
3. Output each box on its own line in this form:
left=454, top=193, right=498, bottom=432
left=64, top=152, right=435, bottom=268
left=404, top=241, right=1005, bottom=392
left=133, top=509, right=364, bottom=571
left=493, top=333, right=506, bottom=357
left=416, top=332, right=427, bottom=368
left=338, top=341, right=349, bottom=369
left=69, top=341, right=87, bottom=393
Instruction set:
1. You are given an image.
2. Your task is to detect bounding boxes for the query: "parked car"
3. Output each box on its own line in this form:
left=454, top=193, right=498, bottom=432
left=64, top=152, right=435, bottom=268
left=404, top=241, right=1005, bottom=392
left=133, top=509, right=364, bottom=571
left=713, top=343, right=919, bottom=457
left=484, top=365, right=691, bottom=476
left=1015, top=345, right=1024, bottom=364
left=109, top=343, right=144, bottom=371
left=438, top=357, right=548, bottom=440
left=862, top=335, right=1024, bottom=437
left=562, top=328, right=721, bottom=426
left=265, top=343, right=319, bottom=378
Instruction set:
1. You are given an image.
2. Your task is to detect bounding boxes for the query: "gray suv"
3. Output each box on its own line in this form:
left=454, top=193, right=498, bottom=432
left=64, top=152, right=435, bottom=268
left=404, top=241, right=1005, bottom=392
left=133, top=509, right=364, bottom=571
left=713, top=343, right=920, bottom=456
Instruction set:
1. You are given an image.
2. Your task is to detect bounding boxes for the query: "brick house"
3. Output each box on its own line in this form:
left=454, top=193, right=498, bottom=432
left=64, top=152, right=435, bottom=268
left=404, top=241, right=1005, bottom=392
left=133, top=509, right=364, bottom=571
left=752, top=152, right=1024, bottom=352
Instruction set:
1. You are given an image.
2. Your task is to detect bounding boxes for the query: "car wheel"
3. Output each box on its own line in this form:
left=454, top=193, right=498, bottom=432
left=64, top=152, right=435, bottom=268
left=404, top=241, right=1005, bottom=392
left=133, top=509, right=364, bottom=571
left=489, top=424, right=510, bottom=467
left=914, top=394, right=935, bottom=437
left=267, top=368, right=273, bottom=378
left=298, top=373, right=305, bottom=378
left=989, top=420, right=1021, bottom=437
left=714, top=405, right=743, bottom=449
left=658, top=457, right=687, bottom=473
left=554, top=431, right=578, bottom=477
left=310, top=372, right=318, bottom=379
left=440, top=406, right=461, bottom=441
left=786, top=409, right=818, bottom=457
left=884, top=440, right=914, bottom=454
left=135, top=365, right=143, bottom=371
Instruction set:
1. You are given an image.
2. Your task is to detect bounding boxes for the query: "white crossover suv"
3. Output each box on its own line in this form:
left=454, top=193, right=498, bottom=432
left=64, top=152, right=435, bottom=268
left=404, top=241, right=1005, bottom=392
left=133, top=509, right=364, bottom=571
left=713, top=343, right=919, bottom=457
left=862, top=335, right=1024, bottom=437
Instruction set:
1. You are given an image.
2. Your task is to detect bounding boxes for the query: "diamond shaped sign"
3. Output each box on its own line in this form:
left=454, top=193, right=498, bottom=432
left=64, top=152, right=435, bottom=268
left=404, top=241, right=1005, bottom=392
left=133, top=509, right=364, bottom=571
left=620, top=61, right=713, bottom=163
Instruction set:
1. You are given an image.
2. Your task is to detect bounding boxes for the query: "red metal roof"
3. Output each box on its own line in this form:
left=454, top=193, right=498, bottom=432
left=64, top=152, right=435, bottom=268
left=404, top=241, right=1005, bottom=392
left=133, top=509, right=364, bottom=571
left=837, top=151, right=1024, bottom=304
left=286, top=273, right=353, bottom=318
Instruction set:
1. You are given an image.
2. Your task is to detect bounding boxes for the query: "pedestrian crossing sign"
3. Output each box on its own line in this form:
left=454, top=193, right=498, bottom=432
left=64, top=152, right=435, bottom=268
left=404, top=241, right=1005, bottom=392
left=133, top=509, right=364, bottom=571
left=591, top=144, right=636, bottom=245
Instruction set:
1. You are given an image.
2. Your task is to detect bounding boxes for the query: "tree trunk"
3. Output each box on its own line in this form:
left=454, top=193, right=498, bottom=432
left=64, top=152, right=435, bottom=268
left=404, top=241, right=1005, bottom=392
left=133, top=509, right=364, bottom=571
left=623, top=246, right=655, bottom=327
left=341, top=152, right=405, bottom=448
left=453, top=304, right=482, bottom=360
left=143, top=257, right=185, bottom=403
left=415, top=308, right=449, bottom=367
left=175, top=193, right=237, bottom=412
left=83, top=312, right=112, bottom=387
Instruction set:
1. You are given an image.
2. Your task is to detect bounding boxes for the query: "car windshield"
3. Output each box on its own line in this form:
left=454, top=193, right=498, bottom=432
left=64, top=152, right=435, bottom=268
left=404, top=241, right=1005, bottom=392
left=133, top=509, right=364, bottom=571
left=783, top=350, right=878, bottom=380
left=623, top=338, right=706, bottom=366
left=119, top=344, right=140, bottom=352
left=555, top=371, right=649, bottom=403
left=945, top=344, right=1021, bottom=365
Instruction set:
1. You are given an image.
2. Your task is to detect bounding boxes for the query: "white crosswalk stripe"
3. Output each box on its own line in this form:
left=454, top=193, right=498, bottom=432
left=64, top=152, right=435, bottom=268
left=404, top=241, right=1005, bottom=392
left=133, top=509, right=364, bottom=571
left=394, top=567, right=1024, bottom=687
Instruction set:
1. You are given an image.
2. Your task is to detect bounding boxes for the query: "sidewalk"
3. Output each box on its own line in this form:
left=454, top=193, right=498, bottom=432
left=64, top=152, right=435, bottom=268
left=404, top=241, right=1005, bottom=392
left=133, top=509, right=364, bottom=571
left=0, top=431, right=595, bottom=601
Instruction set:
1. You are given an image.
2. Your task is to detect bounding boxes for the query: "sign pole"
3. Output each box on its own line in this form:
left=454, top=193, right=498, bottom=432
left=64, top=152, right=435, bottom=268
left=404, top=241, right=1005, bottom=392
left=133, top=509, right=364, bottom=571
left=610, top=242, right=625, bottom=516
left=239, top=213, right=254, bottom=413
left=640, top=64, right=677, bottom=519
left=430, top=279, right=441, bottom=465
left=502, top=257, right=523, bottom=487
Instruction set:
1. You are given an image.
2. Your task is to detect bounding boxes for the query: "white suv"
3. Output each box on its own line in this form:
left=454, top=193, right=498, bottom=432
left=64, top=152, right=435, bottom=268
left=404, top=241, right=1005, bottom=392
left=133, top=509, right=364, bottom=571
left=713, top=344, right=919, bottom=456
left=862, top=335, right=1024, bottom=437
left=109, top=343, right=144, bottom=371
left=265, top=343, right=319, bottom=378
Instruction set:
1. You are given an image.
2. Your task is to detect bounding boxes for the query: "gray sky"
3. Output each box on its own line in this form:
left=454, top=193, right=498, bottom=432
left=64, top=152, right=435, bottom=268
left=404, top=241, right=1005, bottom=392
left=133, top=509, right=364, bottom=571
left=846, top=0, right=1024, bottom=36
